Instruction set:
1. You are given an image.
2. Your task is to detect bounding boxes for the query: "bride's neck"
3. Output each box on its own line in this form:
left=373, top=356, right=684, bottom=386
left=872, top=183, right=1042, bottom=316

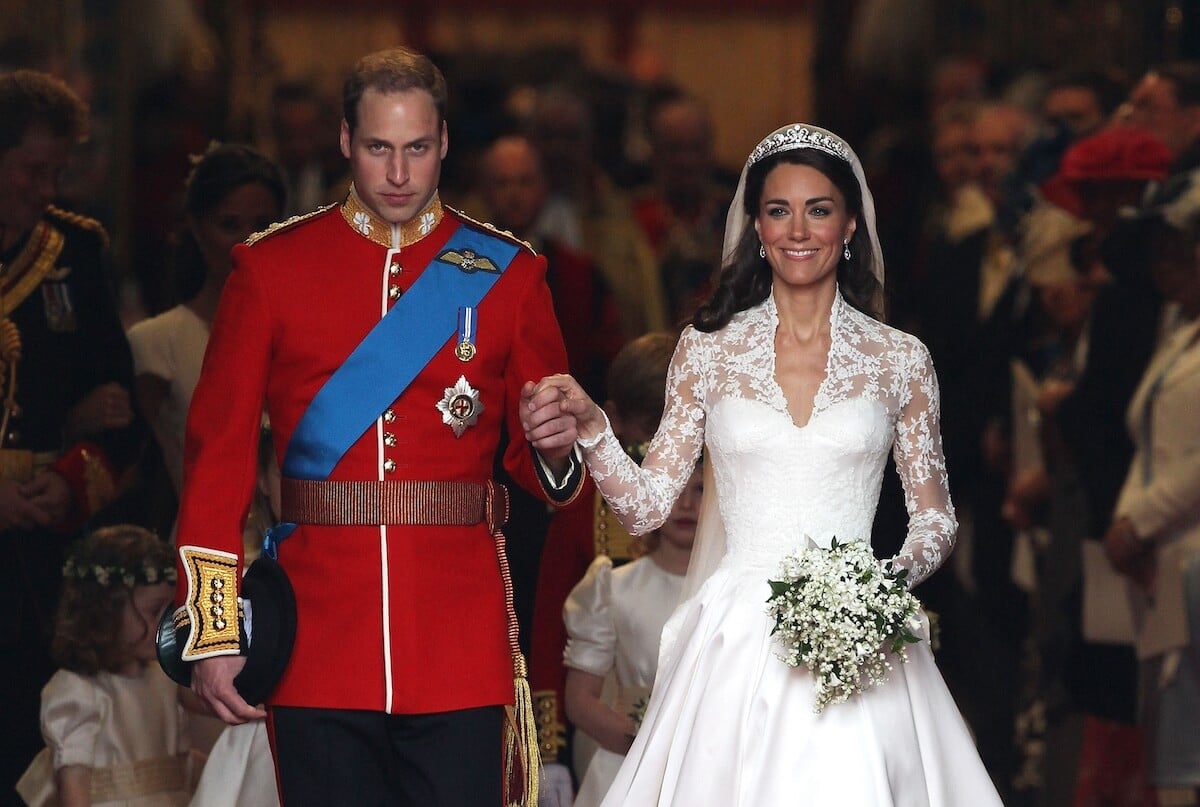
left=773, top=280, right=836, bottom=342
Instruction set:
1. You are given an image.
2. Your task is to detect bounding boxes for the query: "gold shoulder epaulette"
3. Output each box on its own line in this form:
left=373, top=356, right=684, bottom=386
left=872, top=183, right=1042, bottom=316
left=46, top=205, right=110, bottom=251
left=178, top=545, right=242, bottom=660
left=446, top=206, right=537, bottom=256
left=245, top=204, right=336, bottom=247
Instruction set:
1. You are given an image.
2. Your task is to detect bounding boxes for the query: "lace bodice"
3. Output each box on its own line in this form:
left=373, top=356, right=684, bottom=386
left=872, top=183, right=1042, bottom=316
left=582, top=291, right=956, bottom=587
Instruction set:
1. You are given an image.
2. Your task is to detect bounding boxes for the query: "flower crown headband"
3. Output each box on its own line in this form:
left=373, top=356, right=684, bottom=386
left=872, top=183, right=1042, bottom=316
left=746, top=125, right=853, bottom=168
left=63, top=553, right=177, bottom=589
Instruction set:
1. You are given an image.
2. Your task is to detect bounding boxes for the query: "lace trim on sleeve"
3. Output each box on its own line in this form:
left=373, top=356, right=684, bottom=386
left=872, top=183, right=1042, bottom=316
left=889, top=336, right=957, bottom=587
left=581, top=328, right=708, bottom=535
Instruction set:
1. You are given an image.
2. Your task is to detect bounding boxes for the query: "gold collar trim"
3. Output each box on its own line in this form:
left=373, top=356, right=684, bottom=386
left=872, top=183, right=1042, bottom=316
left=340, top=186, right=444, bottom=249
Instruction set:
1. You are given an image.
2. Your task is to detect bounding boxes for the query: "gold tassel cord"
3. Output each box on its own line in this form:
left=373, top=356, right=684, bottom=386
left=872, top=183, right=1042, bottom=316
left=493, top=522, right=539, bottom=807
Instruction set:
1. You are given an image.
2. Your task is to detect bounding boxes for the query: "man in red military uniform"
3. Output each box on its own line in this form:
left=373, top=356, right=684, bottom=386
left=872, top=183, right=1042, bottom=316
left=173, top=47, right=583, bottom=807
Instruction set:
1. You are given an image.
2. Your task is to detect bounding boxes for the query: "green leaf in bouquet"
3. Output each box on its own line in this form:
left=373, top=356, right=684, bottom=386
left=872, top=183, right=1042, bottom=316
left=767, top=580, right=792, bottom=599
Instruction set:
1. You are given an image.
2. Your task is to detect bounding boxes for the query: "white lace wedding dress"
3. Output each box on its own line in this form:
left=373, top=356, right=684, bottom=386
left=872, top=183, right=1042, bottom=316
left=582, top=290, right=1003, bottom=806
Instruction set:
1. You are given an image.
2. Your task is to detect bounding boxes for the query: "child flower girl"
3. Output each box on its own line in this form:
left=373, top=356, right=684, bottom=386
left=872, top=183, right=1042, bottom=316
left=17, top=525, right=194, bottom=807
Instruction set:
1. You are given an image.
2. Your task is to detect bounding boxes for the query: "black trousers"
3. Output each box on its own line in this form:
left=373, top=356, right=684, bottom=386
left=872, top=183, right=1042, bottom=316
left=269, top=704, right=504, bottom=807
left=1, top=531, right=61, bottom=807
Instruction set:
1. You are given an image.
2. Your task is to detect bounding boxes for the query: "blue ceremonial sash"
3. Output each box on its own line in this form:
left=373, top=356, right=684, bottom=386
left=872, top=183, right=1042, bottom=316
left=264, top=225, right=520, bottom=557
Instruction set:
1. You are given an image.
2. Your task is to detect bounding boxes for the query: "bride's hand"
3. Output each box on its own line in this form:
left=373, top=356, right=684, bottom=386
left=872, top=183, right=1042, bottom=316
left=521, top=374, right=604, bottom=449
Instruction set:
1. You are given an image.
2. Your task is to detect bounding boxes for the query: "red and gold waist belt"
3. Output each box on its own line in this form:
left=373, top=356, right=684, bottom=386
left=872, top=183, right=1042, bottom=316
left=280, top=478, right=509, bottom=532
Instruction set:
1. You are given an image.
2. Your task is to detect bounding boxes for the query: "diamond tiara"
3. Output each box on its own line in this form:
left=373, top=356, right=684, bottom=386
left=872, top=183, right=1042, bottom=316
left=747, top=125, right=853, bottom=167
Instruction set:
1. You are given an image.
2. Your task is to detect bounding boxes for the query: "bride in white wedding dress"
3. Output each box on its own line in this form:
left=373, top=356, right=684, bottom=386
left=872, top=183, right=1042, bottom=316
left=524, top=123, right=1003, bottom=806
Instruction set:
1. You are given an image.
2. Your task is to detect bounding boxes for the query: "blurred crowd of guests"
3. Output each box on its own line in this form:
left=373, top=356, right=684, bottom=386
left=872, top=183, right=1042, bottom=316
left=869, top=59, right=1200, bottom=807
left=4, top=28, right=1200, bottom=807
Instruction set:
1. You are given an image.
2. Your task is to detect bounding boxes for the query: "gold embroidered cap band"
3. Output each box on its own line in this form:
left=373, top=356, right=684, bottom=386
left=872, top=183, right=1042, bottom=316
left=178, top=546, right=242, bottom=658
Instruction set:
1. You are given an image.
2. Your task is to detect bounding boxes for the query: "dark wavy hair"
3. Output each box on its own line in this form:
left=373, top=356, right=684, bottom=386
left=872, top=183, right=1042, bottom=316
left=173, top=143, right=285, bottom=302
left=52, top=525, right=175, bottom=676
left=692, top=148, right=882, bottom=332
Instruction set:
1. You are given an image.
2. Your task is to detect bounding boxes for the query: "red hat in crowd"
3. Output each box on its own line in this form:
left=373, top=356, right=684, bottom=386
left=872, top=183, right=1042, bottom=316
left=1057, top=125, right=1172, bottom=182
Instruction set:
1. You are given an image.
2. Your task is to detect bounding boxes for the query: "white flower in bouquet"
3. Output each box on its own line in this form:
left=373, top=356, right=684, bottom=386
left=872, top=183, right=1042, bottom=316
left=767, top=537, right=921, bottom=713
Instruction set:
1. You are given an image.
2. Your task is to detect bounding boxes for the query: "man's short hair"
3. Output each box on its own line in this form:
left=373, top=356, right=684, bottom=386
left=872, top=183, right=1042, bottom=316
left=0, top=69, right=87, bottom=154
left=342, top=47, right=447, bottom=134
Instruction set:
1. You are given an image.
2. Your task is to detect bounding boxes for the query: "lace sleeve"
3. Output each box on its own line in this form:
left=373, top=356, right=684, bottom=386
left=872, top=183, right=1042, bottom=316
left=580, top=328, right=708, bottom=536
left=889, top=338, right=957, bottom=588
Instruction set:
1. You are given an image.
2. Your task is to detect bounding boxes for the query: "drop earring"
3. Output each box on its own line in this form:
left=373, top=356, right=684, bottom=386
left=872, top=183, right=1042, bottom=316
left=843, top=240, right=851, bottom=261
left=759, top=244, right=766, bottom=259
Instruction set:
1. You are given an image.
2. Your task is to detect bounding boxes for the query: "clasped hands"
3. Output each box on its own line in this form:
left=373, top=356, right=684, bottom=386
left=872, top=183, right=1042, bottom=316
left=0, top=471, right=72, bottom=532
left=520, top=374, right=606, bottom=455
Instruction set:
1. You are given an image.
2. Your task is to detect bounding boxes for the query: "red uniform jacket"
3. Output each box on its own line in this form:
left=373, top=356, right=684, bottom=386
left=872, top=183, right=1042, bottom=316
left=175, top=194, right=581, bottom=714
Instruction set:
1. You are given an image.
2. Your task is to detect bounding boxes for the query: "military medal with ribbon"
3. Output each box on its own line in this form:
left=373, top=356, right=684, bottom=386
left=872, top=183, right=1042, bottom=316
left=437, top=375, right=484, bottom=437
left=455, top=305, right=477, bottom=362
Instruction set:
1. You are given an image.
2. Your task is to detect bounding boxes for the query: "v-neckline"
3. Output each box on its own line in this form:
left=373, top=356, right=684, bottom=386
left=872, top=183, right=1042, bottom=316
left=766, top=290, right=838, bottom=431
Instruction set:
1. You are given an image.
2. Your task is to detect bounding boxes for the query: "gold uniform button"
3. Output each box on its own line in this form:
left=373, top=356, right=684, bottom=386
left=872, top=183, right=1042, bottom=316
left=383, top=409, right=396, bottom=424
left=384, top=432, right=397, bottom=447
left=383, top=459, right=396, bottom=473
left=389, top=262, right=401, bottom=276
left=388, top=285, right=402, bottom=300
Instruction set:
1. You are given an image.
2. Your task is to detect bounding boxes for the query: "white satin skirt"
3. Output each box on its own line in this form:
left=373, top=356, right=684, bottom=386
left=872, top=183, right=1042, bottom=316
left=598, top=565, right=1004, bottom=806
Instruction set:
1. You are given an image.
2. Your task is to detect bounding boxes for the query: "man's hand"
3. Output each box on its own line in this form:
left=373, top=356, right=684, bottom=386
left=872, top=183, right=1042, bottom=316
left=21, top=470, right=73, bottom=527
left=521, top=375, right=604, bottom=458
left=0, top=477, right=50, bottom=531
left=65, top=382, right=134, bottom=438
left=192, top=655, right=267, bottom=724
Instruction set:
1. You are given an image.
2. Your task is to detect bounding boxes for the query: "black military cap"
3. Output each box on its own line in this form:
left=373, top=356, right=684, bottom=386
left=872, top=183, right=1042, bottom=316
left=157, top=555, right=296, bottom=706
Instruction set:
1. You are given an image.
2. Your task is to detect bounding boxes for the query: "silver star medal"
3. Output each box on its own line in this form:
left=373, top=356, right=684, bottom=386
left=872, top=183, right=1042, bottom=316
left=437, top=375, right=484, bottom=437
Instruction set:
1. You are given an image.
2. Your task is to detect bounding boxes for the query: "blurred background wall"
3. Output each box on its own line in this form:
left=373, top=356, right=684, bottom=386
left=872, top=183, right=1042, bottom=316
left=4, top=0, right=1197, bottom=289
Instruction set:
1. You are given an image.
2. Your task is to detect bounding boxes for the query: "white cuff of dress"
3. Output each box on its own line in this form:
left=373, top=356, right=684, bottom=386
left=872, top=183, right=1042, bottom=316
left=575, top=409, right=612, bottom=450
left=536, top=445, right=582, bottom=491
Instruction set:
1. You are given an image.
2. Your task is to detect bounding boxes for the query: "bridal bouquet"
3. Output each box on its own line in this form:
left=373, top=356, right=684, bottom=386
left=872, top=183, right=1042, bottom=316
left=767, top=538, right=922, bottom=713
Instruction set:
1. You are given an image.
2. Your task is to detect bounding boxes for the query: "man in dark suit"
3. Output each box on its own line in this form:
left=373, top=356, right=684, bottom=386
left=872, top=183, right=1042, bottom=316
left=0, top=70, right=138, bottom=806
